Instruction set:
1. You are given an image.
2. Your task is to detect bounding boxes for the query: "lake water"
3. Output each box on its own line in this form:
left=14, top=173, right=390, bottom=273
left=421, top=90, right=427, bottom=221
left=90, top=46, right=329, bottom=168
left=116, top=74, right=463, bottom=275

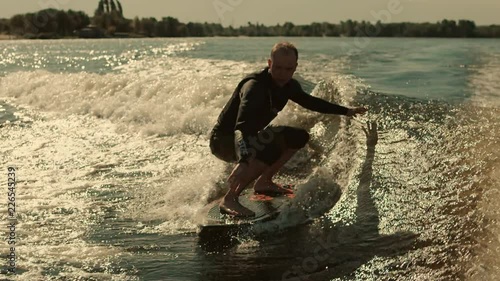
left=0, top=37, right=499, bottom=280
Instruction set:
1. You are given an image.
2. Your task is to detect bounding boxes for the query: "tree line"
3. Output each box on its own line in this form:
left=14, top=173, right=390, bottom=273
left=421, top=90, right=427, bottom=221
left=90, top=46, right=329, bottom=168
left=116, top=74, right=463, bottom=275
left=0, top=8, right=499, bottom=38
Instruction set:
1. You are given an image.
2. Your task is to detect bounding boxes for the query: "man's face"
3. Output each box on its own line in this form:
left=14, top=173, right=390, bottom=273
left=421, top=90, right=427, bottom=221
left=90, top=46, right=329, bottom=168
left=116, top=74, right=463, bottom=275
left=268, top=52, right=297, bottom=87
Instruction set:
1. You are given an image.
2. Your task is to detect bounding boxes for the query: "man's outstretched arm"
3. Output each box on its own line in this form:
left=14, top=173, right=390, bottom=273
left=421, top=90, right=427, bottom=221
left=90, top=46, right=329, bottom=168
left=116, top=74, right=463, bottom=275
left=290, top=80, right=367, bottom=116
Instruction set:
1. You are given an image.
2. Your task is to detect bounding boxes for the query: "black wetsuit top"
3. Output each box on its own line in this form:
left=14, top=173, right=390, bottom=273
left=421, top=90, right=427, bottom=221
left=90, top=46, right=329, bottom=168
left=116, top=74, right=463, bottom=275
left=212, top=67, right=349, bottom=163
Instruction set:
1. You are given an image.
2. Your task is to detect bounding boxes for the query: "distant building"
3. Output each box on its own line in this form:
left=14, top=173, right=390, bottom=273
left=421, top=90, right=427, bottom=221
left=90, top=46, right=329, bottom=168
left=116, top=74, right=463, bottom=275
left=76, top=25, right=105, bottom=38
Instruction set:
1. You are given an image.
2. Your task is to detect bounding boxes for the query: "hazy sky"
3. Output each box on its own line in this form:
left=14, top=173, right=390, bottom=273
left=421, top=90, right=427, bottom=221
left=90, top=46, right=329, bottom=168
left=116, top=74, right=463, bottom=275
left=1, top=0, right=499, bottom=26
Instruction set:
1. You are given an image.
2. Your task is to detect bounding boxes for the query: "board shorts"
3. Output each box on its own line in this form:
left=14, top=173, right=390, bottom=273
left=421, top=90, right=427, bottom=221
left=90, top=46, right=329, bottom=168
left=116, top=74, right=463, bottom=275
left=209, top=125, right=309, bottom=165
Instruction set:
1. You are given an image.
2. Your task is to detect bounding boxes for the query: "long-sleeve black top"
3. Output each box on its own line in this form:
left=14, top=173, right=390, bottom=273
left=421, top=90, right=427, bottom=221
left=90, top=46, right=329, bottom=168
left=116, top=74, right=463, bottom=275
left=212, top=67, right=349, bottom=163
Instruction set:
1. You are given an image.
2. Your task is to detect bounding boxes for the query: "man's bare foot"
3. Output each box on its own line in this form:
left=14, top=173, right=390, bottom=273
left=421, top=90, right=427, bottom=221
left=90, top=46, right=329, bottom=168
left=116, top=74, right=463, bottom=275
left=219, top=197, right=255, bottom=218
left=253, top=179, right=294, bottom=196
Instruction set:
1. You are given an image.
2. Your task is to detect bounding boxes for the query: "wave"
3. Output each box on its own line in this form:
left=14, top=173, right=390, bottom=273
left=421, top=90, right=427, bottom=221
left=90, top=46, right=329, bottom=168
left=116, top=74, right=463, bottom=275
left=3, top=50, right=498, bottom=279
left=465, top=52, right=500, bottom=280
left=0, top=56, right=256, bottom=136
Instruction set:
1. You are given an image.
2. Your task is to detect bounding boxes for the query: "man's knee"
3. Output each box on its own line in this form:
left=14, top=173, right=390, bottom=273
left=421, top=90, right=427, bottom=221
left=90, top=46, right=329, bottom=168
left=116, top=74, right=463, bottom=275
left=285, top=128, right=309, bottom=149
left=209, top=132, right=236, bottom=163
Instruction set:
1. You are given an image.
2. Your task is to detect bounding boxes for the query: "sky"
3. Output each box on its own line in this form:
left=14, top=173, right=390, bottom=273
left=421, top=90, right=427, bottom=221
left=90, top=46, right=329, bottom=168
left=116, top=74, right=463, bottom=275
left=1, top=0, right=499, bottom=26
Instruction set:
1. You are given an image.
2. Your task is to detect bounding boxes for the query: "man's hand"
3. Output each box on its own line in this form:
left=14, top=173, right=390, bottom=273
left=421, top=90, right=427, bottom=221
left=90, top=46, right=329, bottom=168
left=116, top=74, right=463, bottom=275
left=347, top=107, right=368, bottom=117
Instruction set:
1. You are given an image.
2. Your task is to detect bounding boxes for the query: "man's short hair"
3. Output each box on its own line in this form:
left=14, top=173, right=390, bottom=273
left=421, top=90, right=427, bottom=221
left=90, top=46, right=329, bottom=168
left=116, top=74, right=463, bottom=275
left=270, top=42, right=298, bottom=61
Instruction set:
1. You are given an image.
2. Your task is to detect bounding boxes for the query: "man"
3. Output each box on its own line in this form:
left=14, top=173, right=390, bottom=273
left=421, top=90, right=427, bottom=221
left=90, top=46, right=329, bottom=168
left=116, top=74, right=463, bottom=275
left=210, top=42, right=367, bottom=217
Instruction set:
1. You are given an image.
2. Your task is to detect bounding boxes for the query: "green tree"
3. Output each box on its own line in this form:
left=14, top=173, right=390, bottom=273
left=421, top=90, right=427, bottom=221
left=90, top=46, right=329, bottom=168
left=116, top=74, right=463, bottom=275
left=96, top=0, right=105, bottom=16
left=9, top=14, right=25, bottom=34
left=115, top=18, right=131, bottom=33
left=176, top=23, right=188, bottom=37
left=223, top=25, right=237, bottom=36
left=186, top=22, right=205, bottom=36
left=340, top=20, right=356, bottom=36
left=71, top=10, right=91, bottom=29
left=164, top=16, right=180, bottom=36
left=309, top=22, right=323, bottom=36
left=141, top=17, right=157, bottom=36
left=476, top=25, right=500, bottom=37
left=133, top=16, right=141, bottom=33
left=110, top=0, right=117, bottom=12
left=117, top=0, right=124, bottom=18
left=457, top=20, right=476, bottom=37
left=283, top=22, right=295, bottom=36
left=322, top=22, right=339, bottom=36
left=0, top=19, right=7, bottom=33
left=153, top=16, right=181, bottom=37
left=439, top=19, right=457, bottom=37
left=56, top=10, right=71, bottom=36
left=420, top=22, right=439, bottom=37
left=2, top=8, right=499, bottom=39
left=27, top=9, right=59, bottom=34
left=104, top=0, right=110, bottom=14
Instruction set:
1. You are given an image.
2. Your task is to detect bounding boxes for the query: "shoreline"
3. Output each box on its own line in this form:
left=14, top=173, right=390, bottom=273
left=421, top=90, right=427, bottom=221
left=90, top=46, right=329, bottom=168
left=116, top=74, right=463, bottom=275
left=0, top=34, right=19, bottom=40
left=1, top=33, right=500, bottom=40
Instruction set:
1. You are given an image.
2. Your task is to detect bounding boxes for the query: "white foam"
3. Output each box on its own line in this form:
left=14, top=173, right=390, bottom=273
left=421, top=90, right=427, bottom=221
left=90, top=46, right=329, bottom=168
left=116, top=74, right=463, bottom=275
left=0, top=57, right=258, bottom=137
left=252, top=76, right=367, bottom=234
left=469, top=53, right=500, bottom=107
left=0, top=113, right=139, bottom=279
left=0, top=54, right=366, bottom=279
